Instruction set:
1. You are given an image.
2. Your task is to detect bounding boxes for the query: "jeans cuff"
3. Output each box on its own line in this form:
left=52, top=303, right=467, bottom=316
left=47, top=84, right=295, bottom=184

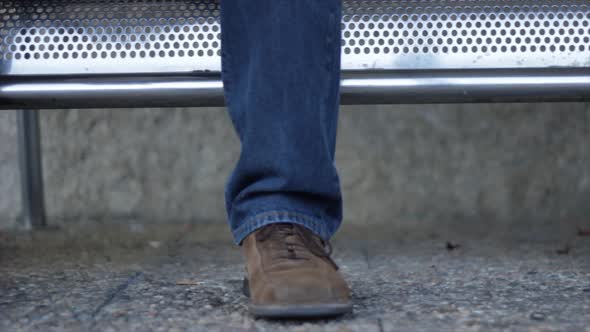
left=231, top=210, right=333, bottom=245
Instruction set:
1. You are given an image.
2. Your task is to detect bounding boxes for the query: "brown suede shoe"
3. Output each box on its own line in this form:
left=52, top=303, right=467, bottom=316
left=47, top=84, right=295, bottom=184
left=241, top=223, right=352, bottom=318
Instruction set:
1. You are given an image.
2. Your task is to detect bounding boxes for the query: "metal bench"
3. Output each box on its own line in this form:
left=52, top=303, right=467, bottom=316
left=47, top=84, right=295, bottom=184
left=1, top=0, right=590, bottom=229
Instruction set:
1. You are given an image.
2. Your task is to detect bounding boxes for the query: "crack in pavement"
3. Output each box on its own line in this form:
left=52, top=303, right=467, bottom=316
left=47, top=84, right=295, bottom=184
left=87, top=225, right=189, bottom=327
left=90, top=271, right=143, bottom=322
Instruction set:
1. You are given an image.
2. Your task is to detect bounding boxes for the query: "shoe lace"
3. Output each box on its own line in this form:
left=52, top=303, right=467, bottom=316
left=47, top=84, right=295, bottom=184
left=256, top=223, right=339, bottom=270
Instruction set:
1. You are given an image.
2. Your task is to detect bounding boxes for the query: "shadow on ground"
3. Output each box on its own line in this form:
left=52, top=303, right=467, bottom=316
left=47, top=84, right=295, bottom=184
left=1, top=221, right=589, bottom=331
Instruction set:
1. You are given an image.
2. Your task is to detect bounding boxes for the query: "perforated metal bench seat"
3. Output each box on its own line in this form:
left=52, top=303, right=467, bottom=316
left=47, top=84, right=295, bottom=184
left=1, top=0, right=590, bottom=228
left=1, top=0, right=590, bottom=108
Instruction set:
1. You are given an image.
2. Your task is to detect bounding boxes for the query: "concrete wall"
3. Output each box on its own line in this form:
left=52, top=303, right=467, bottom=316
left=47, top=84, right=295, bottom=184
left=1, top=103, right=589, bottom=232
left=0, top=112, right=20, bottom=229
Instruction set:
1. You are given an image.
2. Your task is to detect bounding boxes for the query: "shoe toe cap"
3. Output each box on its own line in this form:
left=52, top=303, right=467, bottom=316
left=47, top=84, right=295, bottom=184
left=253, top=270, right=350, bottom=305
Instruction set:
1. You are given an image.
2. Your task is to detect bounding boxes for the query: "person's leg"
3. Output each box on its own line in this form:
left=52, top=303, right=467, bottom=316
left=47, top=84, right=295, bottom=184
left=221, top=0, right=343, bottom=245
left=220, top=0, right=351, bottom=318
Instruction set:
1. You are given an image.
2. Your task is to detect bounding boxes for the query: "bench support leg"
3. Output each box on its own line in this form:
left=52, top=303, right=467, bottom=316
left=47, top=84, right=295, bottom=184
left=17, top=109, right=47, bottom=229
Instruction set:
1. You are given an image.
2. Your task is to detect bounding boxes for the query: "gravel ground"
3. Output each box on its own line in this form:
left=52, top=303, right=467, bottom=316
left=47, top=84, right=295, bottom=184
left=1, top=221, right=589, bottom=332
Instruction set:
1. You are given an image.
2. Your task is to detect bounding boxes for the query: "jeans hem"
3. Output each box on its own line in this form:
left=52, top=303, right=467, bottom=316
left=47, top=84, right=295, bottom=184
left=231, top=210, right=333, bottom=245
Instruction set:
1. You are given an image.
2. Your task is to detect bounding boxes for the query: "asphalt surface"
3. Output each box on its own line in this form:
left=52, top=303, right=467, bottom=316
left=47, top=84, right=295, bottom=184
left=1, top=221, right=589, bottom=331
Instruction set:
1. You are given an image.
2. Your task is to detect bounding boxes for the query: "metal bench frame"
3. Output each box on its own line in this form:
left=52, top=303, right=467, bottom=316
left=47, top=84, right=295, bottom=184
left=1, top=0, right=590, bottom=228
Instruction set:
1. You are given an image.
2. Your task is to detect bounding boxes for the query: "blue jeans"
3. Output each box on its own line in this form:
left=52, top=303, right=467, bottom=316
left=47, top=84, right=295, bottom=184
left=220, top=0, right=343, bottom=244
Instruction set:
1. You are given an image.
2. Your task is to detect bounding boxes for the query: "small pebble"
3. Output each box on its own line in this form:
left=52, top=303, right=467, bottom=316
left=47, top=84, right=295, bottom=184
left=530, top=312, right=546, bottom=321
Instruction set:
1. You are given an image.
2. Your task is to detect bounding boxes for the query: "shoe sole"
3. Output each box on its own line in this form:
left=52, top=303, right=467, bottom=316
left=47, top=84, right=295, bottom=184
left=243, top=278, right=352, bottom=318
left=249, top=303, right=353, bottom=319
